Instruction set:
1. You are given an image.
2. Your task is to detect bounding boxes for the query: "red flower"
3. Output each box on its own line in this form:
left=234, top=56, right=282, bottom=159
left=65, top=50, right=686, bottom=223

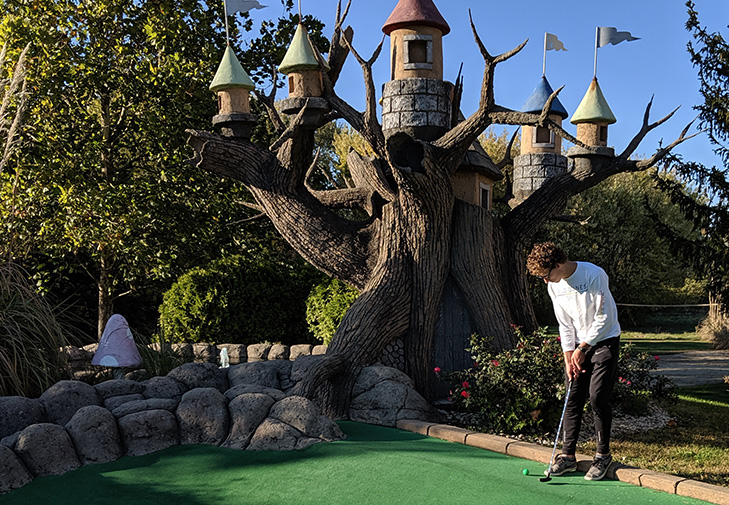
left=473, top=362, right=479, bottom=368
left=461, top=390, right=470, bottom=398
left=462, top=381, right=470, bottom=389
left=434, top=367, right=442, bottom=374
left=491, top=360, right=499, bottom=367
left=654, top=356, right=660, bottom=361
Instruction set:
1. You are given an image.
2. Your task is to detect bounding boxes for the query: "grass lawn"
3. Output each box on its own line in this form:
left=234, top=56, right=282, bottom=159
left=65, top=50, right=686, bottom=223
left=579, top=383, right=729, bottom=487
left=621, top=331, right=712, bottom=354
left=620, top=307, right=712, bottom=354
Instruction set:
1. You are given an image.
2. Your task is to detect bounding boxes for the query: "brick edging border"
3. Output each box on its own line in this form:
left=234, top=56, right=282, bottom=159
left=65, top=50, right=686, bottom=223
left=396, top=419, right=729, bottom=505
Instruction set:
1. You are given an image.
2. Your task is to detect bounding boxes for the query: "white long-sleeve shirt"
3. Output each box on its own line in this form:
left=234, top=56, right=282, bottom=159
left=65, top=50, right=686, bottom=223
left=547, top=261, right=621, bottom=352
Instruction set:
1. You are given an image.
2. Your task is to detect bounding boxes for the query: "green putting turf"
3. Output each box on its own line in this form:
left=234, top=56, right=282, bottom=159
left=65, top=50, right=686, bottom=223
left=0, top=422, right=710, bottom=505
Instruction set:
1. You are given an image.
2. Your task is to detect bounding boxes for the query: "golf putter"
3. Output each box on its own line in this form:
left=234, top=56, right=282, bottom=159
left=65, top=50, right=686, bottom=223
left=540, top=380, right=573, bottom=483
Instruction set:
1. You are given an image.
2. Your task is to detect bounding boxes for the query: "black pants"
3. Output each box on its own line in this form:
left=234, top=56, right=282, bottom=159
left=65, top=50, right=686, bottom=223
left=562, top=336, right=620, bottom=456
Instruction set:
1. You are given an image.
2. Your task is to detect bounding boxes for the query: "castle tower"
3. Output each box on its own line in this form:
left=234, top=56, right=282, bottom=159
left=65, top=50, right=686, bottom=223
left=381, top=0, right=452, bottom=141
left=210, top=46, right=258, bottom=139
left=512, top=76, right=568, bottom=205
left=570, top=77, right=616, bottom=147
left=452, top=140, right=504, bottom=209
left=278, top=23, right=330, bottom=116
left=519, top=76, right=568, bottom=154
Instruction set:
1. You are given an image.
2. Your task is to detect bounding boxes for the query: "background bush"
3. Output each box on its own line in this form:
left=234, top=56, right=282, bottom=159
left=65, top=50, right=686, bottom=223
left=305, top=278, right=359, bottom=345
left=440, top=328, right=675, bottom=434
left=158, top=255, right=322, bottom=345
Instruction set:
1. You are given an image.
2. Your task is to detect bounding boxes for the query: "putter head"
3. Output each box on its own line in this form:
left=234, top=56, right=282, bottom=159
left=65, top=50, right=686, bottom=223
left=539, top=475, right=552, bottom=482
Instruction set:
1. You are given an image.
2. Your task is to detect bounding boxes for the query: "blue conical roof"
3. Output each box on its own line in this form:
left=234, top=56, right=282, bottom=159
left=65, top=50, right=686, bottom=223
left=520, top=76, right=568, bottom=119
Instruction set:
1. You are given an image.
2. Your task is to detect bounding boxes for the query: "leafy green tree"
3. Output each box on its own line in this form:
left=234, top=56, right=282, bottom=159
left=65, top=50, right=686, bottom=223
left=650, top=2, right=729, bottom=346
left=0, top=0, right=327, bottom=339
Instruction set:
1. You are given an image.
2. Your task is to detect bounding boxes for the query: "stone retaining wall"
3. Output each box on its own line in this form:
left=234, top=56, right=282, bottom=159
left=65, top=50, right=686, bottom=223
left=62, top=342, right=328, bottom=382
left=0, top=362, right=437, bottom=495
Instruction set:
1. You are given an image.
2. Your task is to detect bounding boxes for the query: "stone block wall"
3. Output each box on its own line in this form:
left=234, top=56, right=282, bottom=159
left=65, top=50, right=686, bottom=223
left=63, top=342, right=329, bottom=382
left=381, top=78, right=452, bottom=140
left=512, top=152, right=568, bottom=203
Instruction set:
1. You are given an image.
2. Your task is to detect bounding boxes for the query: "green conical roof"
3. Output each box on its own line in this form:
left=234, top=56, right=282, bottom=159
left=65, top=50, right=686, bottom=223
left=210, top=46, right=255, bottom=92
left=278, top=24, right=330, bottom=74
left=570, top=78, right=616, bottom=125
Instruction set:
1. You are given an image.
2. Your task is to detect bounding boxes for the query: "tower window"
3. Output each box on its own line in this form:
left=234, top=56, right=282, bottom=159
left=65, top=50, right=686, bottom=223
left=403, top=34, right=433, bottom=70
left=599, top=125, right=608, bottom=143
left=479, top=183, right=491, bottom=210
left=532, top=126, right=555, bottom=148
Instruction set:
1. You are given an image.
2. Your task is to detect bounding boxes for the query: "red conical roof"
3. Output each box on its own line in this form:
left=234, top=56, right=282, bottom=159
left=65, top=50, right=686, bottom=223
left=382, top=0, right=450, bottom=35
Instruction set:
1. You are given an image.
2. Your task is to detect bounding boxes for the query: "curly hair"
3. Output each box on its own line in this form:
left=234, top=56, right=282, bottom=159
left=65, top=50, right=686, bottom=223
left=526, top=242, right=568, bottom=276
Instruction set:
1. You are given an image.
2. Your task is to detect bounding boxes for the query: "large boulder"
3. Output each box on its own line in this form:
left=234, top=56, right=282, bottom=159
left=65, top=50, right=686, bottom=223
left=40, top=380, right=101, bottom=426
left=111, top=398, right=179, bottom=418
left=118, top=410, right=179, bottom=457
left=95, top=379, right=144, bottom=399
left=176, top=388, right=229, bottom=446
left=167, top=363, right=228, bottom=393
left=222, top=393, right=275, bottom=450
left=228, top=360, right=293, bottom=390
left=268, top=396, right=344, bottom=442
left=224, top=384, right=286, bottom=402
left=14, top=423, right=81, bottom=477
left=142, top=376, right=187, bottom=401
left=247, top=419, right=320, bottom=451
left=65, top=405, right=123, bottom=465
left=0, top=396, right=45, bottom=439
left=104, top=393, right=145, bottom=411
left=0, top=445, right=33, bottom=495
left=349, top=365, right=439, bottom=427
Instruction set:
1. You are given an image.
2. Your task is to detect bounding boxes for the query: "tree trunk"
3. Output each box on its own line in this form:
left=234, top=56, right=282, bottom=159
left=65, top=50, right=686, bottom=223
left=97, top=253, right=114, bottom=340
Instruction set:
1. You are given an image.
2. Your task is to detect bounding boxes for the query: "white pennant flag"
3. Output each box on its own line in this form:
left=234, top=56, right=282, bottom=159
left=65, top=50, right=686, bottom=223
left=225, top=0, right=267, bottom=15
left=597, top=27, right=640, bottom=48
left=545, top=33, right=567, bottom=51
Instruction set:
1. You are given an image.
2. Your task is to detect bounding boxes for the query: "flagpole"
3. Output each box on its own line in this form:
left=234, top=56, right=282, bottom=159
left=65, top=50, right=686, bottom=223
left=224, top=0, right=230, bottom=45
left=593, top=26, right=599, bottom=78
left=543, top=32, right=547, bottom=76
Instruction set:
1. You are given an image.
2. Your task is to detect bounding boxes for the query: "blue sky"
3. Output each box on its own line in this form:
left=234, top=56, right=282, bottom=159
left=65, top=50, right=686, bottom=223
left=243, top=0, right=727, bottom=169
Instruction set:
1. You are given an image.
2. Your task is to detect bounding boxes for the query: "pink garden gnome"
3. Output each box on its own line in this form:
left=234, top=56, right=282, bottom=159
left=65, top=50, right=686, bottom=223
left=91, top=314, right=143, bottom=369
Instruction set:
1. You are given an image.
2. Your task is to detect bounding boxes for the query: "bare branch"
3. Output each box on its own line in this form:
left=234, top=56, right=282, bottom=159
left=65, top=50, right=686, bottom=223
left=347, top=148, right=396, bottom=198
left=551, top=214, right=591, bottom=225
left=309, top=187, right=373, bottom=211
left=635, top=121, right=701, bottom=170
left=234, top=200, right=265, bottom=213
left=488, top=108, right=589, bottom=149
left=225, top=212, right=268, bottom=226
left=269, top=102, right=310, bottom=152
left=496, top=129, right=519, bottom=170
left=327, top=0, right=353, bottom=86
left=253, top=65, right=286, bottom=133
left=620, top=97, right=681, bottom=159
left=434, top=12, right=526, bottom=153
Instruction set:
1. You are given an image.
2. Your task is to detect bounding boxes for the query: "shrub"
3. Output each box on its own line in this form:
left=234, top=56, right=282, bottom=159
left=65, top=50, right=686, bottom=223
left=159, top=255, right=321, bottom=345
left=0, top=262, right=75, bottom=397
left=134, top=331, right=190, bottom=378
left=305, top=278, right=358, bottom=344
left=697, top=311, right=729, bottom=350
left=438, top=327, right=565, bottom=434
left=439, top=328, right=675, bottom=434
